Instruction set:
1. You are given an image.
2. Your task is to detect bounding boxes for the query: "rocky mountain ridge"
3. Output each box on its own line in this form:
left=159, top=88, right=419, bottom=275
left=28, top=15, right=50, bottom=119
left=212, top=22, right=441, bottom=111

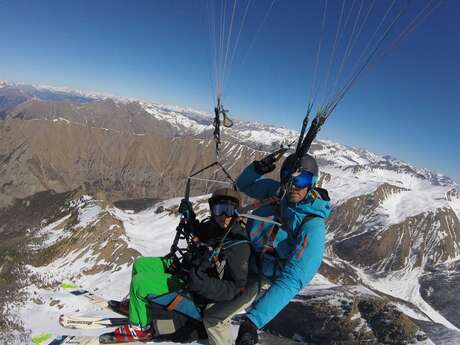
left=0, top=118, right=261, bottom=209
left=2, top=81, right=454, bottom=186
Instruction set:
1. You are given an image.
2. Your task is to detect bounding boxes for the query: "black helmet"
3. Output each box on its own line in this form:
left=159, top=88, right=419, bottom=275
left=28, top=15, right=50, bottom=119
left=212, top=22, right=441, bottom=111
left=208, top=187, right=241, bottom=207
left=280, top=153, right=319, bottom=185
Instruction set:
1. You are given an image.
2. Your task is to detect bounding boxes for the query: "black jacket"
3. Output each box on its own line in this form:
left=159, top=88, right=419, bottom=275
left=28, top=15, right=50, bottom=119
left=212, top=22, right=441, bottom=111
left=187, top=218, right=250, bottom=302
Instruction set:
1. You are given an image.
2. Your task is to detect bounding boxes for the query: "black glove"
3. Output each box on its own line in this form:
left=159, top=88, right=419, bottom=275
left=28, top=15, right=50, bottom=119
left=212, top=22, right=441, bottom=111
left=253, top=154, right=277, bottom=175
left=178, top=199, right=195, bottom=220
left=186, top=263, right=210, bottom=293
left=235, top=319, right=258, bottom=345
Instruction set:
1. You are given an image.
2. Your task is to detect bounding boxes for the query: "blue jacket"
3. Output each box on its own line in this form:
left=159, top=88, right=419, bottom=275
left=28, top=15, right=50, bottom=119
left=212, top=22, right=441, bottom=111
left=236, top=163, right=331, bottom=329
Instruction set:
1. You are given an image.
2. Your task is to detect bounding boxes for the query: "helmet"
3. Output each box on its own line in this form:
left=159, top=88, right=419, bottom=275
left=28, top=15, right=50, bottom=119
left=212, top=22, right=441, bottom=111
left=280, top=153, right=319, bottom=186
left=208, top=187, right=241, bottom=207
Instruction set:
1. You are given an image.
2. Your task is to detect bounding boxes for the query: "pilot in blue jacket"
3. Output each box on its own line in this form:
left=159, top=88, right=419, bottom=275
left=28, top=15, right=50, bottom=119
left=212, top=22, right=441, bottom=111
left=235, top=153, right=332, bottom=345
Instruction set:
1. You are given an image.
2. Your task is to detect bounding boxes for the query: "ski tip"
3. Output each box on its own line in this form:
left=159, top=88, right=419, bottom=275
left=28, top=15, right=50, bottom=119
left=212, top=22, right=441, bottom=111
left=58, top=314, right=76, bottom=329
left=31, top=333, right=53, bottom=344
left=60, top=280, right=80, bottom=290
left=69, top=289, right=89, bottom=296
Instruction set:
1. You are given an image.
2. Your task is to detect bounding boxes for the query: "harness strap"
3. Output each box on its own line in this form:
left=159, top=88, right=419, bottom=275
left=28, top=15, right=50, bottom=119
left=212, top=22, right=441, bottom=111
left=262, top=225, right=279, bottom=255
left=222, top=239, right=251, bottom=250
left=297, top=215, right=318, bottom=232
left=258, top=214, right=319, bottom=280
left=167, top=294, right=184, bottom=312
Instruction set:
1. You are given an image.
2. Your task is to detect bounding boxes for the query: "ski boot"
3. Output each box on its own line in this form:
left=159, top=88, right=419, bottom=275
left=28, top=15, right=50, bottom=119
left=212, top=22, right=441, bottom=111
left=99, top=324, right=154, bottom=343
left=108, top=299, right=129, bottom=316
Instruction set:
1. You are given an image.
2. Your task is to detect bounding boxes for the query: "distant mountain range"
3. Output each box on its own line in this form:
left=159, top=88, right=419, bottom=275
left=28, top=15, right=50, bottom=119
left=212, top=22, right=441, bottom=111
left=1, top=81, right=459, bottom=344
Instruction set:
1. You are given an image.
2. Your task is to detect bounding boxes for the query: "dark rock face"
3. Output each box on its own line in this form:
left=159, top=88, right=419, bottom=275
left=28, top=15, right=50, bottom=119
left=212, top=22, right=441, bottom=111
left=113, top=198, right=160, bottom=212
left=414, top=320, right=460, bottom=345
left=358, top=299, right=417, bottom=344
left=446, top=187, right=459, bottom=201
left=420, top=259, right=460, bottom=328
left=264, top=287, right=421, bottom=345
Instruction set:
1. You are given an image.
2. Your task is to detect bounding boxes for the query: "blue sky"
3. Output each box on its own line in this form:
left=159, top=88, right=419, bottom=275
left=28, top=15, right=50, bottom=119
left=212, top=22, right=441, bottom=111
left=1, top=0, right=459, bottom=181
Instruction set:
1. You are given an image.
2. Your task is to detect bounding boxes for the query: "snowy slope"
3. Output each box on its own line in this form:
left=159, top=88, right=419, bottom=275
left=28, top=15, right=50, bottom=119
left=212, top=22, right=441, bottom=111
left=19, top=196, right=329, bottom=344
left=20, top=197, right=202, bottom=345
left=321, top=162, right=459, bottom=221
left=17, top=195, right=458, bottom=345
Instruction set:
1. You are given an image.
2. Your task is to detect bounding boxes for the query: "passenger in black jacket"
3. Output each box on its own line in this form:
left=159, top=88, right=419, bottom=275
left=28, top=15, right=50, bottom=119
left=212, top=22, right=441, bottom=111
left=106, top=188, right=258, bottom=345
left=184, top=201, right=251, bottom=303
left=180, top=188, right=259, bottom=345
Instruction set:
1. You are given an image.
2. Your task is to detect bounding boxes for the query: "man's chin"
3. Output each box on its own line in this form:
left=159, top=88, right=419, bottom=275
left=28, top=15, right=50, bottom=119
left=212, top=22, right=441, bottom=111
left=288, top=194, right=302, bottom=203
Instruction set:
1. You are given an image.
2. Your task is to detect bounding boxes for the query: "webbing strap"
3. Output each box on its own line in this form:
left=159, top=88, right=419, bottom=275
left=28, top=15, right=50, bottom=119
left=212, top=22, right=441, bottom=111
left=222, top=239, right=251, bottom=250
left=258, top=215, right=318, bottom=280
left=167, top=295, right=183, bottom=311
left=262, top=225, right=279, bottom=254
left=297, top=215, right=318, bottom=233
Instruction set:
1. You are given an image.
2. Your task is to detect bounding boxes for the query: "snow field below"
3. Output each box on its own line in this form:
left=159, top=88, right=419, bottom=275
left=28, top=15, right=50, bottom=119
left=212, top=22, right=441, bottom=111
left=355, top=266, right=459, bottom=331
left=322, top=163, right=458, bottom=224
left=20, top=197, right=216, bottom=344
left=19, top=184, right=460, bottom=344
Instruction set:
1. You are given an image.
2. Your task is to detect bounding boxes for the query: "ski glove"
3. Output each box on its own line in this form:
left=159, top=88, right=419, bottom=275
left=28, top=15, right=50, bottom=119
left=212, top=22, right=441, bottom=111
left=186, top=261, right=211, bottom=293
left=253, top=154, right=277, bottom=175
left=235, top=319, right=258, bottom=345
left=178, top=199, right=196, bottom=221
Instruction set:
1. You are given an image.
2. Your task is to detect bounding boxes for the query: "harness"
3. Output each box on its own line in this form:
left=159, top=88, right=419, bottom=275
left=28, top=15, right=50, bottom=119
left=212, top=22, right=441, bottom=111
left=252, top=192, right=321, bottom=280
left=207, top=239, right=249, bottom=279
left=204, top=219, right=250, bottom=280
left=255, top=214, right=317, bottom=280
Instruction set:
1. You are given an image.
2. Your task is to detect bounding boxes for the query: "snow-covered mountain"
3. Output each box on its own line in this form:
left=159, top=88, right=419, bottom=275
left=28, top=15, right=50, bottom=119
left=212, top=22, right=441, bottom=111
left=1, top=81, right=459, bottom=344
left=0, top=80, right=119, bottom=104
left=0, top=81, right=299, bottom=150
left=0, top=81, right=455, bottom=185
left=1, top=191, right=447, bottom=345
left=142, top=100, right=298, bottom=150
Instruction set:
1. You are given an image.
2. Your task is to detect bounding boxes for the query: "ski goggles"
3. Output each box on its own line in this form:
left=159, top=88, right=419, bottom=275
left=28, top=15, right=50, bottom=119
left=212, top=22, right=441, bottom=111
left=281, top=167, right=314, bottom=189
left=211, top=201, right=238, bottom=217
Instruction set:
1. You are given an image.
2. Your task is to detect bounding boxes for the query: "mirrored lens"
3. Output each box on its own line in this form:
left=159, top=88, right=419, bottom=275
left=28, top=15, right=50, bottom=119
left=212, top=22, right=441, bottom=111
left=292, top=170, right=314, bottom=189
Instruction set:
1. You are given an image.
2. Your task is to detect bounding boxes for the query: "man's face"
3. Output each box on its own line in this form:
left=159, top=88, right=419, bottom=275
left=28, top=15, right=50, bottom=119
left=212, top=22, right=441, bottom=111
left=214, top=214, right=233, bottom=229
left=287, top=183, right=309, bottom=203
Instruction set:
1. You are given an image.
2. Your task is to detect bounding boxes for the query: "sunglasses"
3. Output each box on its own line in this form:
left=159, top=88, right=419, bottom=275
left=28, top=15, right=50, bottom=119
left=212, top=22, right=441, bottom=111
left=281, top=167, right=314, bottom=189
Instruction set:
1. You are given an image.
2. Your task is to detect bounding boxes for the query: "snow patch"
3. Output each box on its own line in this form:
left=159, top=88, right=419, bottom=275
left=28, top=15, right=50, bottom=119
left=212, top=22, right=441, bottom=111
left=356, top=266, right=459, bottom=331
left=76, top=203, right=103, bottom=229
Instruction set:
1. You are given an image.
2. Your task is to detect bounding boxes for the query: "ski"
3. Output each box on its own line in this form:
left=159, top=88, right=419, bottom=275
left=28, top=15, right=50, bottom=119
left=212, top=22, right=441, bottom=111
left=59, top=314, right=129, bottom=329
left=45, top=335, right=147, bottom=345
left=47, top=335, right=100, bottom=345
left=69, top=289, right=112, bottom=312
left=66, top=288, right=130, bottom=318
left=44, top=334, right=158, bottom=345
